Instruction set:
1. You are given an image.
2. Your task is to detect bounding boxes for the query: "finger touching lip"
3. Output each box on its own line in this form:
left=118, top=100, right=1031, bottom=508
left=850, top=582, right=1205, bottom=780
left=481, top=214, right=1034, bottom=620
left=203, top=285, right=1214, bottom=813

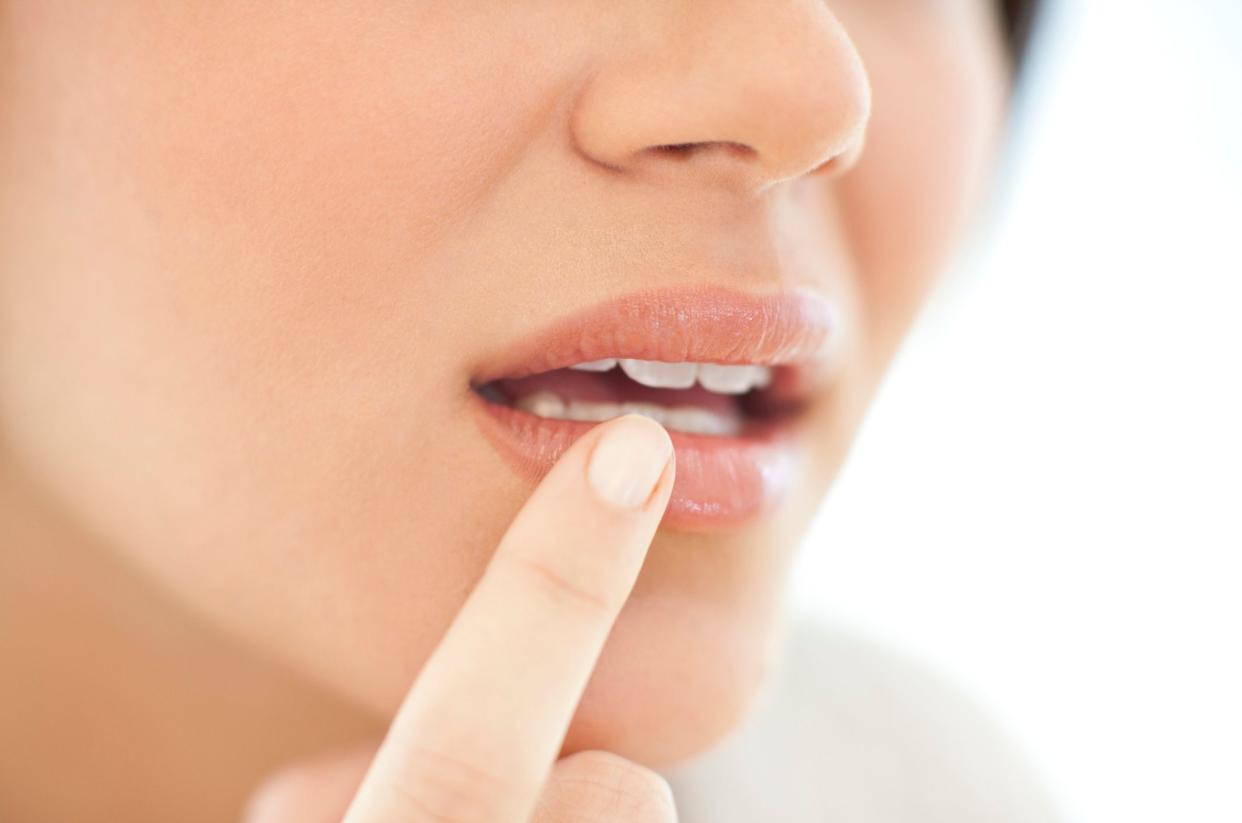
left=470, top=285, right=839, bottom=531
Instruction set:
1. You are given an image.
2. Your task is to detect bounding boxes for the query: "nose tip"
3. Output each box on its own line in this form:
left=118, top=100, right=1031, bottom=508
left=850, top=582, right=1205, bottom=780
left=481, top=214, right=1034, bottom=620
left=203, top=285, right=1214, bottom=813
left=570, top=2, right=871, bottom=197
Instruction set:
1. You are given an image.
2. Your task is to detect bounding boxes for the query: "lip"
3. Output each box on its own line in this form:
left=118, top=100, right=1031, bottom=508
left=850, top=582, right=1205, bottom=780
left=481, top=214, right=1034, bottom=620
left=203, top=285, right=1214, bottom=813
left=469, top=285, right=838, bottom=531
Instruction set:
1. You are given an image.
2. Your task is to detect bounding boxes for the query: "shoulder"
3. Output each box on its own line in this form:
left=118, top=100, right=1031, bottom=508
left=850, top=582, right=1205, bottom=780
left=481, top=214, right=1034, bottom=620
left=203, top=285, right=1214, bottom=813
left=663, top=614, right=1065, bottom=823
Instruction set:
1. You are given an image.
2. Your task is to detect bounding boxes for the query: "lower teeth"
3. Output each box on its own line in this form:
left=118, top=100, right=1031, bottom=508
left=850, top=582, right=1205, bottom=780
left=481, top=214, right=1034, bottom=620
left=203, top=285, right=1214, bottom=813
left=514, top=391, right=741, bottom=437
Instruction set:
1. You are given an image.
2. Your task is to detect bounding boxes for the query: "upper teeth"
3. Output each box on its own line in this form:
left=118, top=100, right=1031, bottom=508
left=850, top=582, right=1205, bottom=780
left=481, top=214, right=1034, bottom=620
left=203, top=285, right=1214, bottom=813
left=569, top=359, right=771, bottom=395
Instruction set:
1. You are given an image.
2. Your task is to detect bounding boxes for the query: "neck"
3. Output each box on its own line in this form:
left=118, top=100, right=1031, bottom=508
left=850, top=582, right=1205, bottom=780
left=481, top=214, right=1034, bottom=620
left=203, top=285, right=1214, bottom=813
left=0, top=452, right=381, bottom=823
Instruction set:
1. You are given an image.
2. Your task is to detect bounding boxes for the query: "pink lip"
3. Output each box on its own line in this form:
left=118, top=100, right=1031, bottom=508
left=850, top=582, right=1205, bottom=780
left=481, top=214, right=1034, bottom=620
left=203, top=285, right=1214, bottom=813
left=469, top=286, right=837, bottom=531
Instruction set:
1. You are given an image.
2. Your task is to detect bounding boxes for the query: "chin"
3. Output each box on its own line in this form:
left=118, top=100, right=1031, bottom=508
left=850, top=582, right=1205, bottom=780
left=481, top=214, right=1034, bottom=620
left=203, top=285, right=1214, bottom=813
left=560, top=590, right=781, bottom=769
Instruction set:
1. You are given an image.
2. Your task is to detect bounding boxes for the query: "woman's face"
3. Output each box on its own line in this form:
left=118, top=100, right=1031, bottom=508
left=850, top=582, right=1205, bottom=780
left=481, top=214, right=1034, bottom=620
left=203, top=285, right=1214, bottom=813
left=0, top=1, right=1006, bottom=764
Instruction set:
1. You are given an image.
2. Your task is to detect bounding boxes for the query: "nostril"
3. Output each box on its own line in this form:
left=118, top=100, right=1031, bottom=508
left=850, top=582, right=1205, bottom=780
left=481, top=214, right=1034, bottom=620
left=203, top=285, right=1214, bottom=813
left=654, top=143, right=697, bottom=156
left=650, top=141, right=758, bottom=162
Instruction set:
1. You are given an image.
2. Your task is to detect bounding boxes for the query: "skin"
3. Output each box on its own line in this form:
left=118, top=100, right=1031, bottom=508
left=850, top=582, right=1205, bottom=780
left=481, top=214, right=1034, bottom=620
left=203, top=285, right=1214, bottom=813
left=0, top=1, right=1009, bottom=821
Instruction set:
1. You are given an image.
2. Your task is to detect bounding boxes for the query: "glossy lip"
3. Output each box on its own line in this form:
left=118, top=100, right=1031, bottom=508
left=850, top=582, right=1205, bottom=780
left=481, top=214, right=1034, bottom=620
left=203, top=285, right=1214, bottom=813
left=469, top=285, right=838, bottom=531
left=471, top=284, right=837, bottom=385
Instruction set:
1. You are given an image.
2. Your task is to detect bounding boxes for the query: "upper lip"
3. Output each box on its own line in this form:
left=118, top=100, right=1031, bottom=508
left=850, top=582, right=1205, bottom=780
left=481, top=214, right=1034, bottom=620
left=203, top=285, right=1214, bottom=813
left=470, top=284, right=839, bottom=386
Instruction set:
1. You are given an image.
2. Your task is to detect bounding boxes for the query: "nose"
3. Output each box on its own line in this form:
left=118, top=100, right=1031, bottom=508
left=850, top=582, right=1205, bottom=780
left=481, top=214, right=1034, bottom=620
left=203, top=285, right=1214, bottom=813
left=570, top=0, right=871, bottom=197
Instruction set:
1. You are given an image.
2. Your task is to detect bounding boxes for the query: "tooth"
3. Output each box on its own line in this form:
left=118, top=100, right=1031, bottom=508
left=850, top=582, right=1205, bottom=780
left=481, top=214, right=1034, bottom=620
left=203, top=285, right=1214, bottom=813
left=569, top=359, right=618, bottom=372
left=566, top=400, right=623, bottom=422
left=619, top=359, right=698, bottom=389
left=697, top=363, right=767, bottom=394
left=665, top=406, right=741, bottom=437
left=515, top=391, right=566, bottom=419
left=620, top=402, right=668, bottom=425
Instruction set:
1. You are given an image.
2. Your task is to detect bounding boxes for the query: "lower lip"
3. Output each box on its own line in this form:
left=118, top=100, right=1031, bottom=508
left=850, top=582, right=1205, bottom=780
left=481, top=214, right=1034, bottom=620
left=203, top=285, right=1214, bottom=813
left=471, top=396, right=797, bottom=531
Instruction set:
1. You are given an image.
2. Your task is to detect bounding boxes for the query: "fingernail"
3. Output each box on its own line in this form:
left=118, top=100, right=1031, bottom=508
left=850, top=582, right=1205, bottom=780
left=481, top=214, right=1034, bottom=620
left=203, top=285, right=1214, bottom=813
left=587, top=415, right=673, bottom=510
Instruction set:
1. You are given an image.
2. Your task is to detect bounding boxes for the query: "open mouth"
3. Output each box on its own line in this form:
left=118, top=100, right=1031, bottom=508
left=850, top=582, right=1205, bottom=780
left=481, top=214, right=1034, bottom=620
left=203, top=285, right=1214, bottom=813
left=469, top=286, right=838, bottom=530
left=476, top=357, right=798, bottom=438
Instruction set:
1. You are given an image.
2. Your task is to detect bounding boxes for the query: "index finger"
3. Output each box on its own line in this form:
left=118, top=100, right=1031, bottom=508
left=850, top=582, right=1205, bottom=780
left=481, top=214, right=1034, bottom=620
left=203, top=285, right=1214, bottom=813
left=343, top=413, right=675, bottom=823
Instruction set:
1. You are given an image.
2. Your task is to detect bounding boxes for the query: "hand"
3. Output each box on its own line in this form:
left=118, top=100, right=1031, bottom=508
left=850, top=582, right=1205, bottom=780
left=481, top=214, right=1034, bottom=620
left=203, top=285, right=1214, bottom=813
left=243, top=414, right=678, bottom=823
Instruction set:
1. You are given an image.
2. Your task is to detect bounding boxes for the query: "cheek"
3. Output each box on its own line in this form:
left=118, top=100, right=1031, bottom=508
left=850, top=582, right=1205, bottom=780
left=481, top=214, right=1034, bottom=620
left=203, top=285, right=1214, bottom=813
left=833, top=3, right=1008, bottom=365
left=0, top=1, right=572, bottom=702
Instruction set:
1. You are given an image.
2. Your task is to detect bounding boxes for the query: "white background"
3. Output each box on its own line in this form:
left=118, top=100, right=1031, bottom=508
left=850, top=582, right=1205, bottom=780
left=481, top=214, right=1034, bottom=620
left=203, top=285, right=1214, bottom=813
left=792, top=1, right=1242, bottom=821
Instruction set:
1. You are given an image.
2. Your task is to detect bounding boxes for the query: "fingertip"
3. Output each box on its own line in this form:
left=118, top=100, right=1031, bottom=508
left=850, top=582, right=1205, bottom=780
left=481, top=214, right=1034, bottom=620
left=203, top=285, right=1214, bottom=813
left=585, top=414, right=675, bottom=511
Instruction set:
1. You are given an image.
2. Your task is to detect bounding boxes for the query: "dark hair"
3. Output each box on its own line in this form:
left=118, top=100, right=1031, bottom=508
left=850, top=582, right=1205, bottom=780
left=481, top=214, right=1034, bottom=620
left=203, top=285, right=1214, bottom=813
left=1000, top=0, right=1042, bottom=67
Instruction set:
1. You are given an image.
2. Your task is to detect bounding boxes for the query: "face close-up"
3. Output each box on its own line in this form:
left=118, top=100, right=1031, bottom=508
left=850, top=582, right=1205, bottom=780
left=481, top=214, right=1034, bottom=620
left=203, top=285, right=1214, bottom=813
left=0, top=0, right=1009, bottom=772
